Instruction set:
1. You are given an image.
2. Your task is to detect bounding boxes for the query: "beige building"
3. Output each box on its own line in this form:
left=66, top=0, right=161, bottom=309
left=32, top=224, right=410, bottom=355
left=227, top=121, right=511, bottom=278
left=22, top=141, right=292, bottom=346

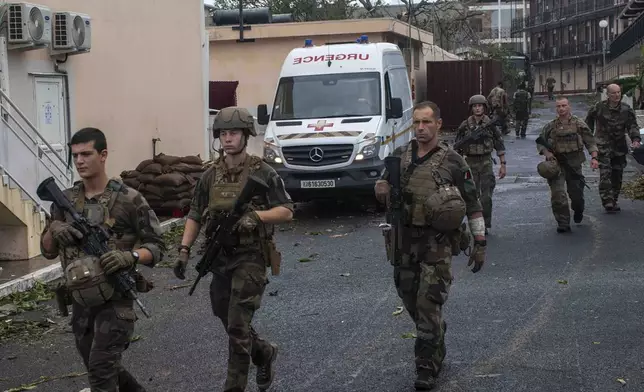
left=0, top=0, right=208, bottom=260
left=512, top=0, right=631, bottom=93
left=208, top=18, right=459, bottom=116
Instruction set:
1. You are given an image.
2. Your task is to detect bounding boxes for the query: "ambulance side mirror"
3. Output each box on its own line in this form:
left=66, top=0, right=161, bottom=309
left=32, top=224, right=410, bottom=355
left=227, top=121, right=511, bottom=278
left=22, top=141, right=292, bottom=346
left=257, top=104, right=269, bottom=125
left=388, top=98, right=403, bottom=119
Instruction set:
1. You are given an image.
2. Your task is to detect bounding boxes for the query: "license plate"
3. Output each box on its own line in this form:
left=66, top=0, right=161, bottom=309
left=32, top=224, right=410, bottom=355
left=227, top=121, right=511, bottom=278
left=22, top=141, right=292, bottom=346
left=300, top=180, right=336, bottom=188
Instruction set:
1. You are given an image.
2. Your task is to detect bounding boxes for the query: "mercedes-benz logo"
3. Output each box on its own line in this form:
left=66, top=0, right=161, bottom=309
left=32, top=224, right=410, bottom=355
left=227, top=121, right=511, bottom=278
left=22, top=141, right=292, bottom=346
left=309, top=147, right=324, bottom=162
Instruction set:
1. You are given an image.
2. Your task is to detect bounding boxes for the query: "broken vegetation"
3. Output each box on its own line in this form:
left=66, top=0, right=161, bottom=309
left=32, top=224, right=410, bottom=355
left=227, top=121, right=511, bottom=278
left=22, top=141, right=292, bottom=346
left=0, top=281, right=59, bottom=342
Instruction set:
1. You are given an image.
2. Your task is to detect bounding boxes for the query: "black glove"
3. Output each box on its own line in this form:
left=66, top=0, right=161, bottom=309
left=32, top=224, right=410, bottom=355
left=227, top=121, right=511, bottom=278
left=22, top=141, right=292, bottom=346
left=49, top=221, right=83, bottom=247
left=174, top=247, right=190, bottom=280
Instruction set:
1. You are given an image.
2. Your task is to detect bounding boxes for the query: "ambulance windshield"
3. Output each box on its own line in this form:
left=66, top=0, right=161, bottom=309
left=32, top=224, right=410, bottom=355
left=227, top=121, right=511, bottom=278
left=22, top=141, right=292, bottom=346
left=271, top=72, right=381, bottom=120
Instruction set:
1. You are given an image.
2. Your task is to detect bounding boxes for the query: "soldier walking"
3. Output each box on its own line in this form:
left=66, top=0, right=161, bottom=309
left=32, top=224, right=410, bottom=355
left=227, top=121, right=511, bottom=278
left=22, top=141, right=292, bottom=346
left=536, top=97, right=598, bottom=232
left=40, top=127, right=165, bottom=392
left=513, top=84, right=531, bottom=138
left=584, top=83, right=642, bottom=212
left=454, top=95, right=507, bottom=234
left=546, top=76, right=556, bottom=100
left=173, top=107, right=293, bottom=392
left=487, top=81, right=509, bottom=135
left=375, top=101, right=487, bottom=390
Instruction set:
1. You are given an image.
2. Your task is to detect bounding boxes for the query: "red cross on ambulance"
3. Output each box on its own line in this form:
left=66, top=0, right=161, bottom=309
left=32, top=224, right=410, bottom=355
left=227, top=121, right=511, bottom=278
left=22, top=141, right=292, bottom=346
left=307, top=120, right=334, bottom=131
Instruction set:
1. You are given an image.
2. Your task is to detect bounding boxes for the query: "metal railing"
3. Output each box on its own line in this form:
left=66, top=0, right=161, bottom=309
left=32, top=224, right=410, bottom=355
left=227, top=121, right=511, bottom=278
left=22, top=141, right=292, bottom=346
left=0, top=88, right=73, bottom=213
left=0, top=164, right=49, bottom=217
left=609, top=13, right=644, bottom=61
left=595, top=62, right=638, bottom=83
left=511, top=0, right=627, bottom=33
left=531, top=41, right=607, bottom=62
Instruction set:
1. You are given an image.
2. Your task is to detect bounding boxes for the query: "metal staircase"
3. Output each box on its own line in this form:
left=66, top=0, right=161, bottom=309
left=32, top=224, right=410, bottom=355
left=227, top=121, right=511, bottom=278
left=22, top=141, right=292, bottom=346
left=0, top=88, right=74, bottom=260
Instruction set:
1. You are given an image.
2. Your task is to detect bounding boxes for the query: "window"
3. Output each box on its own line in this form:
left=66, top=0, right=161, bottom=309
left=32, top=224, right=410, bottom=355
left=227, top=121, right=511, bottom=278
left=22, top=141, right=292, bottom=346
left=387, top=68, right=412, bottom=110
left=469, top=18, right=483, bottom=33
left=566, top=72, right=571, bottom=84
left=271, top=72, right=382, bottom=120
left=413, top=44, right=420, bottom=70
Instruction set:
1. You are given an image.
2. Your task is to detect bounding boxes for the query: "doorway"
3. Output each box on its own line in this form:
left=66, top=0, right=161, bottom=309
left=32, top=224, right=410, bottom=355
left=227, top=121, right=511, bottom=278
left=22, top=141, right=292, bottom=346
left=33, top=75, right=68, bottom=183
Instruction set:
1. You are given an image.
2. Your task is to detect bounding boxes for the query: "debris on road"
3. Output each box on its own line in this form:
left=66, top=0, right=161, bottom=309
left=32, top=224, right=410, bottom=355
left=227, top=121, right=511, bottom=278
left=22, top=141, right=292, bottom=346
left=392, top=306, right=404, bottom=316
left=622, top=175, right=644, bottom=200
left=2, top=371, right=87, bottom=392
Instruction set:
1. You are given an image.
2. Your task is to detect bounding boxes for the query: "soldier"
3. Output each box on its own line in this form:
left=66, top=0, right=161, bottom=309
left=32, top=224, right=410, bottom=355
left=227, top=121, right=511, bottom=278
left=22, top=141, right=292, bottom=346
left=527, top=66, right=536, bottom=114
left=454, top=95, right=507, bottom=233
left=546, top=76, right=556, bottom=100
left=40, top=127, right=165, bottom=392
left=375, top=101, right=487, bottom=390
left=585, top=83, right=642, bottom=212
left=487, top=81, right=509, bottom=135
left=173, top=107, right=293, bottom=392
left=513, top=84, right=531, bottom=138
left=536, top=97, right=598, bottom=232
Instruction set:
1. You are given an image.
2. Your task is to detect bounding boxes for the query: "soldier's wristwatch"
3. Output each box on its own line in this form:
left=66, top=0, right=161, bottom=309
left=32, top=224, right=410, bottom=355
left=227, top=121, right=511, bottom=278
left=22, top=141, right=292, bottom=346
left=131, top=251, right=140, bottom=263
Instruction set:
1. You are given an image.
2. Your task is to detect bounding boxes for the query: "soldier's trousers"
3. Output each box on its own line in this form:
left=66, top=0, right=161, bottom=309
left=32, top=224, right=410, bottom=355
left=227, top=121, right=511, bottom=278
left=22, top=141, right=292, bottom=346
left=597, top=147, right=627, bottom=206
left=71, top=300, right=145, bottom=392
left=515, top=111, right=529, bottom=136
left=210, top=261, right=273, bottom=392
left=547, top=87, right=554, bottom=100
left=547, top=165, right=585, bottom=227
left=492, top=107, right=508, bottom=134
left=466, top=155, right=496, bottom=228
left=394, top=229, right=452, bottom=376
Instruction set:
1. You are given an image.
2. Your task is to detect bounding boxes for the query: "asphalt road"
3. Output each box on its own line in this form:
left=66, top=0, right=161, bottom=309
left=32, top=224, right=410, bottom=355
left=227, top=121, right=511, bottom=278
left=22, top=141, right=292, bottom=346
left=3, top=96, right=644, bottom=392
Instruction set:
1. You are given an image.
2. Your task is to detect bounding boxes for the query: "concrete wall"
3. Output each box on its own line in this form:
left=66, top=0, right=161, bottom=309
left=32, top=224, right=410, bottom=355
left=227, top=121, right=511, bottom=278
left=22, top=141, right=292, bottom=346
left=1, top=0, right=208, bottom=182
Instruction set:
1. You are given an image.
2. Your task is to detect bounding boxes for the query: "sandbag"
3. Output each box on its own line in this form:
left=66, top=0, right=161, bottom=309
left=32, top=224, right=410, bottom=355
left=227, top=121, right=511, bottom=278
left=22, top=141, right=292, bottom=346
left=123, top=178, right=141, bottom=190
left=171, top=162, right=204, bottom=173
left=160, top=198, right=192, bottom=210
left=141, top=163, right=163, bottom=175
left=180, top=155, right=203, bottom=165
left=143, top=193, right=163, bottom=202
left=120, top=170, right=140, bottom=179
left=155, top=173, right=193, bottom=187
left=138, top=173, right=158, bottom=184
left=140, top=183, right=163, bottom=198
left=189, top=172, right=203, bottom=181
left=154, top=153, right=182, bottom=166
left=161, top=183, right=194, bottom=198
left=162, top=191, right=193, bottom=201
left=136, top=159, right=154, bottom=172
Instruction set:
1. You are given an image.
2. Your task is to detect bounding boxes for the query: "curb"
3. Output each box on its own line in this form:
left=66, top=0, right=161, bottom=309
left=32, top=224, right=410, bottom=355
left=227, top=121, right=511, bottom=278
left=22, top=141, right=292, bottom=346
left=0, top=217, right=186, bottom=298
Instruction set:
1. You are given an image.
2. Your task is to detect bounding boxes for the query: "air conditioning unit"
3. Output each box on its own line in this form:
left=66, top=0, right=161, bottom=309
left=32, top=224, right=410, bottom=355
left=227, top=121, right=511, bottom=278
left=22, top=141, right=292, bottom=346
left=51, top=11, right=91, bottom=55
left=4, top=2, right=52, bottom=51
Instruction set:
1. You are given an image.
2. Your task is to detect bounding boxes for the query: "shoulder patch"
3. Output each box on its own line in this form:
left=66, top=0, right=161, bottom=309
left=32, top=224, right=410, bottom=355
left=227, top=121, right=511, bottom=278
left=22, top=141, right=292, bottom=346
left=464, top=168, right=473, bottom=181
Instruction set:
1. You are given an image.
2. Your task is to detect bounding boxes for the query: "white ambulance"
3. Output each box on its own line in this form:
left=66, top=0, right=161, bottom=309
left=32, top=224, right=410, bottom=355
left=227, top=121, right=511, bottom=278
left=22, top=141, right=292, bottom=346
left=257, top=35, right=414, bottom=202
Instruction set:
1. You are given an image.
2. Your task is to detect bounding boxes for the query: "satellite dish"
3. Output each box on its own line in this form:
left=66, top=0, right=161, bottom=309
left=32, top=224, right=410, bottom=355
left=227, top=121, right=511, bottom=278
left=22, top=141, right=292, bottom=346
left=28, top=7, right=45, bottom=40
left=72, top=15, right=85, bottom=46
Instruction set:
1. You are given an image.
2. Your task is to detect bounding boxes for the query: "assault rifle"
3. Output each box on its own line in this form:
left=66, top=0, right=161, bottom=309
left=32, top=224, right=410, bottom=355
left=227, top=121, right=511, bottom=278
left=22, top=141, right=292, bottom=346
left=535, top=136, right=590, bottom=190
left=188, top=175, right=270, bottom=296
left=382, top=155, right=403, bottom=267
left=36, top=177, right=151, bottom=318
left=452, top=116, right=501, bottom=153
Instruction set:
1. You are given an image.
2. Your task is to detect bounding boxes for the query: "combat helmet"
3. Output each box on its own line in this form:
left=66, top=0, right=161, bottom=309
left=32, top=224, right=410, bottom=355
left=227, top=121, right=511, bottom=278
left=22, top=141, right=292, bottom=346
left=468, top=94, right=488, bottom=112
left=537, top=160, right=561, bottom=180
left=212, top=106, right=257, bottom=138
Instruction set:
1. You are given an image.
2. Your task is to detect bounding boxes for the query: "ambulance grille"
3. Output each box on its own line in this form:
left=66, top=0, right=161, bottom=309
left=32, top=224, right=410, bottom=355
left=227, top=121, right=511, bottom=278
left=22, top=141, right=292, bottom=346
left=282, top=144, right=354, bottom=167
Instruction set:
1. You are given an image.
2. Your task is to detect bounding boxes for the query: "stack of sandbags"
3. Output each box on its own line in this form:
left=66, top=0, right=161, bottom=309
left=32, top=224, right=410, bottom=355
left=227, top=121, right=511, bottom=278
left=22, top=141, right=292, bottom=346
left=120, top=153, right=206, bottom=213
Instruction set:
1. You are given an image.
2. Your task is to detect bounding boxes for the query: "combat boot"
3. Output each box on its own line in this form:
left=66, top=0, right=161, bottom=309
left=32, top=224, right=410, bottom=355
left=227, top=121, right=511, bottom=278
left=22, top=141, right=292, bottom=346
left=415, top=368, right=437, bottom=391
left=573, top=211, right=583, bottom=223
left=256, top=343, right=278, bottom=391
left=556, top=225, right=571, bottom=233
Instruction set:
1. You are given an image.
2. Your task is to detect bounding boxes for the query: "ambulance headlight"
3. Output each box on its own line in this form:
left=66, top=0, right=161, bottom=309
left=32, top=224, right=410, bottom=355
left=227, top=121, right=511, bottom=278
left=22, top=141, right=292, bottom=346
left=355, top=139, right=379, bottom=160
left=263, top=144, right=283, bottom=164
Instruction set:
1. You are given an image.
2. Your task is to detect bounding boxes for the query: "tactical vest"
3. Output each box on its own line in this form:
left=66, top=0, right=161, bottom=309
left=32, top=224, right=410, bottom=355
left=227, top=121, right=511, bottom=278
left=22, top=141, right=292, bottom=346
left=208, top=156, right=274, bottom=246
left=400, top=143, right=467, bottom=232
left=551, top=118, right=583, bottom=154
left=514, top=91, right=529, bottom=111
left=62, top=180, right=124, bottom=308
left=463, top=116, right=495, bottom=156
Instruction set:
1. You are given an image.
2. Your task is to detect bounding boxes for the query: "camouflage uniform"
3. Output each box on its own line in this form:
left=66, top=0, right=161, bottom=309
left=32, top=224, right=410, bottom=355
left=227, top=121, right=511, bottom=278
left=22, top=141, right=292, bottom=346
left=40, top=179, right=165, bottom=392
left=513, top=87, right=531, bottom=137
left=537, top=116, right=597, bottom=230
left=488, top=86, right=509, bottom=135
left=187, top=154, right=293, bottom=392
left=455, top=114, right=506, bottom=230
left=546, top=76, right=556, bottom=100
left=585, top=100, right=641, bottom=209
left=380, top=140, right=483, bottom=387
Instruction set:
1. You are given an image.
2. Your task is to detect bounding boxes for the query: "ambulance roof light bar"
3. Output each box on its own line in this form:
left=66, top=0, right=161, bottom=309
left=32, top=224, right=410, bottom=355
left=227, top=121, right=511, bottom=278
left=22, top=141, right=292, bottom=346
left=304, top=39, right=313, bottom=47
